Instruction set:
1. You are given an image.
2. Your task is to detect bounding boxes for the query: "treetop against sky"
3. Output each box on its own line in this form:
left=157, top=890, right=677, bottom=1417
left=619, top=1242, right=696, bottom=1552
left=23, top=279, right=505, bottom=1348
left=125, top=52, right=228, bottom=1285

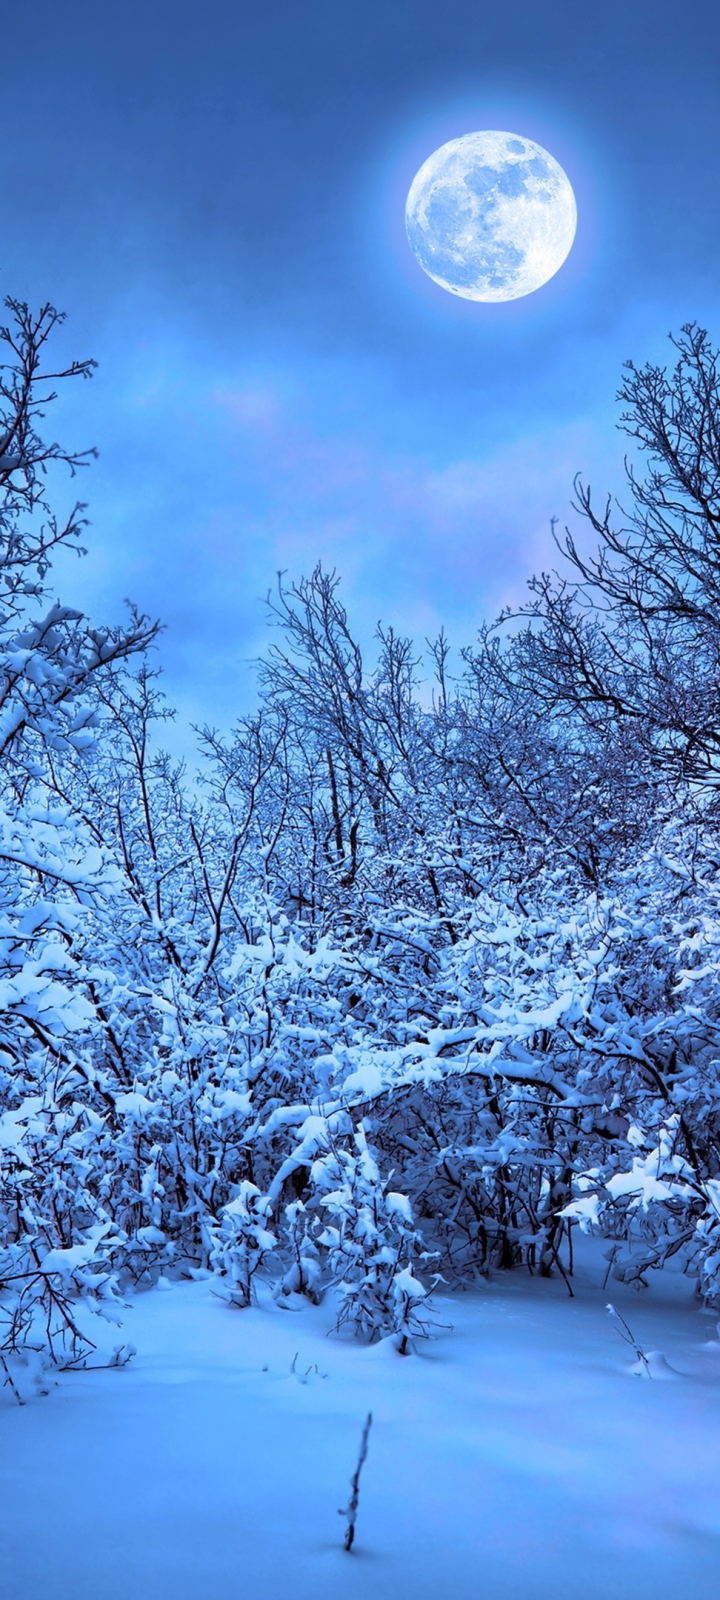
left=2, top=0, right=720, bottom=732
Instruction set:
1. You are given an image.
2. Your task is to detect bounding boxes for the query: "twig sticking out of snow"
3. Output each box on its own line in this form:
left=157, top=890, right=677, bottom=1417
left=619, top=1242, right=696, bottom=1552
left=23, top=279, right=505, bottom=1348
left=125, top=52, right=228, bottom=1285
left=339, top=1411, right=373, bottom=1552
left=1, top=1352, right=25, bottom=1405
left=606, top=1303, right=651, bottom=1376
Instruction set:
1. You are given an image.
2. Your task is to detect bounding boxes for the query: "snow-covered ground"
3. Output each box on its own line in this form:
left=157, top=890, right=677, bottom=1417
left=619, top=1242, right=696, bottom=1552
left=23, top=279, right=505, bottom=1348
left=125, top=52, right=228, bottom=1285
left=2, top=1248, right=720, bottom=1600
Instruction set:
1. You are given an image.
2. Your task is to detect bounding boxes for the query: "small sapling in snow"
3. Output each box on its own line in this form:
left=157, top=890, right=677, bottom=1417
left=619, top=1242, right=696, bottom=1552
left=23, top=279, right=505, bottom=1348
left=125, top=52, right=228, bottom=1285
left=209, top=1182, right=276, bottom=1308
left=339, top=1411, right=373, bottom=1552
left=606, top=1303, right=651, bottom=1376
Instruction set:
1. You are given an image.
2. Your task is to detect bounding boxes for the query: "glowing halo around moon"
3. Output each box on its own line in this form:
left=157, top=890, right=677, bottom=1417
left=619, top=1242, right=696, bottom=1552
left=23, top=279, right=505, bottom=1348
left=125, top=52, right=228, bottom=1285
left=405, top=131, right=577, bottom=302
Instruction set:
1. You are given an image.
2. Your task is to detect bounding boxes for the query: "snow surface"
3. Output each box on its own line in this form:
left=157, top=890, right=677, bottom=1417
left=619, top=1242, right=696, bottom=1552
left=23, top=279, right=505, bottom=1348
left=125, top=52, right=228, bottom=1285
left=2, top=1249, right=720, bottom=1600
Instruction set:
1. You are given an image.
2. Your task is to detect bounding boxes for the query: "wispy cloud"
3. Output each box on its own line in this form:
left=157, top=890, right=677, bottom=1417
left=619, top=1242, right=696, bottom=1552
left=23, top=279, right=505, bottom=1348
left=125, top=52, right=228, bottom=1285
left=51, top=338, right=623, bottom=739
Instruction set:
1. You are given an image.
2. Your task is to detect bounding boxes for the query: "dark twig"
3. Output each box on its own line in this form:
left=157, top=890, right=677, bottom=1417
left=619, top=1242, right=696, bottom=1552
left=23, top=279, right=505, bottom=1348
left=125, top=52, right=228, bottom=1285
left=0, top=1352, right=25, bottom=1405
left=606, top=1302, right=651, bottom=1375
left=339, top=1411, right=373, bottom=1552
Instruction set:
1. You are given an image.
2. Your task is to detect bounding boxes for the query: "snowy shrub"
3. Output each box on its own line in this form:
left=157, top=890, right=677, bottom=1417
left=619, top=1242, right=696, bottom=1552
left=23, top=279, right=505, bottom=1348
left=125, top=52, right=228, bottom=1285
left=209, top=1182, right=276, bottom=1307
left=312, top=1124, right=430, bottom=1341
left=274, top=1201, right=323, bottom=1303
left=391, top=1265, right=434, bottom=1354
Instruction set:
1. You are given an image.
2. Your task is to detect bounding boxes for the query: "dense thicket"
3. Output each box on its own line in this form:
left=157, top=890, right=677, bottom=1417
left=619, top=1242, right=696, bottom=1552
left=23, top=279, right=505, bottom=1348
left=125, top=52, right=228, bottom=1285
left=2, top=303, right=720, bottom=1386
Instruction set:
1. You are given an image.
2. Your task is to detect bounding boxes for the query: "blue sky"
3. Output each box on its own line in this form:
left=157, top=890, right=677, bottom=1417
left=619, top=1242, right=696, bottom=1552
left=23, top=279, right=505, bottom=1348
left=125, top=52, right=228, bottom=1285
left=2, top=0, right=720, bottom=732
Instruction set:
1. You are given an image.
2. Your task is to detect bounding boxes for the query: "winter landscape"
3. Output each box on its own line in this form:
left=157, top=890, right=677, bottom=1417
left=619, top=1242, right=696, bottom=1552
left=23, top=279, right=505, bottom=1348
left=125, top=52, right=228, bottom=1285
left=4, top=291, right=720, bottom=1595
left=3, top=2, right=720, bottom=1596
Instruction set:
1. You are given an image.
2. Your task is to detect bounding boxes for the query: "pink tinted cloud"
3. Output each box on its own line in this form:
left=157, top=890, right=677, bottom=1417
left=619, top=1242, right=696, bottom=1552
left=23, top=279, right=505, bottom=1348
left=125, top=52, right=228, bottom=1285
left=212, top=376, right=620, bottom=639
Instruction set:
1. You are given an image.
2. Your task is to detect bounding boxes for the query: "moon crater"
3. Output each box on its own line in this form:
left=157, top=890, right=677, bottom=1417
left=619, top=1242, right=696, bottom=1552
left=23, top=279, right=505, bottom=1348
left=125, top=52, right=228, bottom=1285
left=405, top=131, right=577, bottom=302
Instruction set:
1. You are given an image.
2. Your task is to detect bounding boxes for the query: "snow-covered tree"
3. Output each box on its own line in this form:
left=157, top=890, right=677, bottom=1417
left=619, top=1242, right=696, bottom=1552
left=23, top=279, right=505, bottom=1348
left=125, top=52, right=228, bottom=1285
left=0, top=299, right=156, bottom=1377
left=7, top=300, right=720, bottom=1396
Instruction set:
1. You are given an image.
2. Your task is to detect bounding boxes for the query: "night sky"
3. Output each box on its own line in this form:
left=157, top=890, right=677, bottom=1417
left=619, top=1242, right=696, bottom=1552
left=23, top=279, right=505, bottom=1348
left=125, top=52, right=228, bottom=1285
left=2, top=0, right=719, bottom=732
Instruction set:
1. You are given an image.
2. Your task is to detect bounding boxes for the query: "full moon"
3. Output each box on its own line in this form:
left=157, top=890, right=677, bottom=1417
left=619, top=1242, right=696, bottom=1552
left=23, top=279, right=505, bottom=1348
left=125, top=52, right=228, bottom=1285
left=405, top=131, right=577, bottom=302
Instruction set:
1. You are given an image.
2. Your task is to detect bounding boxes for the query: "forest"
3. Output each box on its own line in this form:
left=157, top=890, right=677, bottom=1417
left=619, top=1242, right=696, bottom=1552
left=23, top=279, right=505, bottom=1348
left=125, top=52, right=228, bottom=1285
left=2, top=294, right=720, bottom=1385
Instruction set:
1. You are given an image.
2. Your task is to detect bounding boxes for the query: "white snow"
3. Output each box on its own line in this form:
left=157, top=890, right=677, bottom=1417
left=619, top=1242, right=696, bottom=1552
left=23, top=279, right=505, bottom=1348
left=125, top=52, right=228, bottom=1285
left=2, top=1247, right=720, bottom=1599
